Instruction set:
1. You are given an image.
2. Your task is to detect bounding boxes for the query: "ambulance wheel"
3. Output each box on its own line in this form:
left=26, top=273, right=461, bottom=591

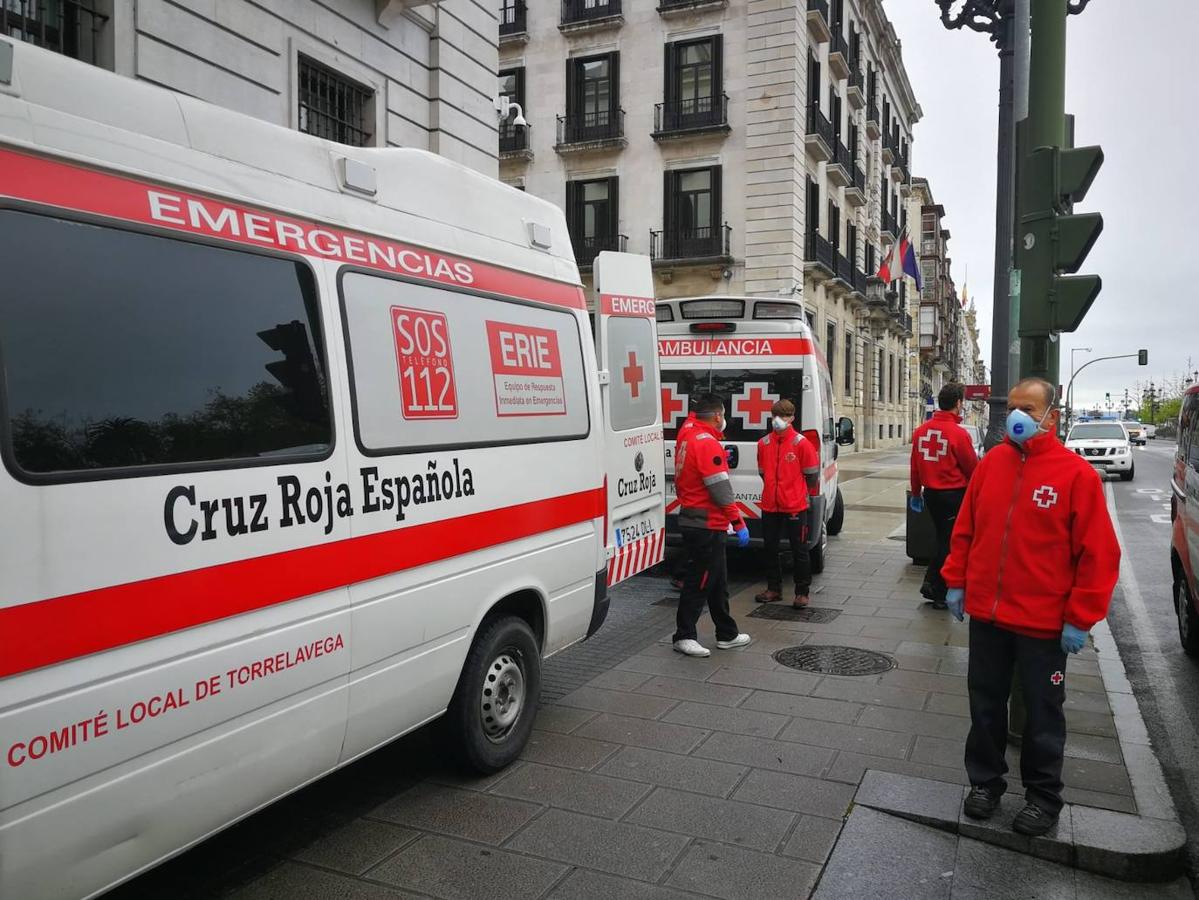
left=1120, top=463, right=1135, bottom=482
left=446, top=615, right=541, bottom=774
left=1175, top=572, right=1199, bottom=658
left=827, top=489, right=845, bottom=537
left=810, top=529, right=826, bottom=575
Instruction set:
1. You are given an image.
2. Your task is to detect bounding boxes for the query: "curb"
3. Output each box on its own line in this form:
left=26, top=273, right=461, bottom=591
left=853, top=770, right=1187, bottom=883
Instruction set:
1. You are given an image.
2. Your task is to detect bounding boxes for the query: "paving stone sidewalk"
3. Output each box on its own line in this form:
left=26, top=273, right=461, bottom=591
left=110, top=450, right=1186, bottom=899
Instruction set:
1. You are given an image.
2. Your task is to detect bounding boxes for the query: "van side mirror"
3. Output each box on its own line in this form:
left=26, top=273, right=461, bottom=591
left=835, top=416, right=855, bottom=446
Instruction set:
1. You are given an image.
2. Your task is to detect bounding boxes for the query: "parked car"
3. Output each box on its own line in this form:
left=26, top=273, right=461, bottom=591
left=1064, top=421, right=1134, bottom=481
left=961, top=424, right=985, bottom=459
left=1171, top=386, right=1199, bottom=654
left=1123, top=420, right=1147, bottom=446
left=1145, top=424, right=1158, bottom=440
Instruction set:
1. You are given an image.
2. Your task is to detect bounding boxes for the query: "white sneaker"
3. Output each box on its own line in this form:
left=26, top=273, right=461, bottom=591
left=673, top=639, right=711, bottom=658
left=716, top=633, right=752, bottom=650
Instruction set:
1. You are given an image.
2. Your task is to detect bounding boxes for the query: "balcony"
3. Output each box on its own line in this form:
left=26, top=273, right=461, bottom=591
left=652, top=94, right=731, bottom=141
left=499, top=121, right=532, bottom=160
left=880, top=208, right=898, bottom=243
left=828, top=30, right=850, bottom=80
left=804, top=105, right=834, bottom=162
left=865, top=98, right=881, bottom=140
left=658, top=0, right=728, bottom=15
left=650, top=224, right=732, bottom=264
left=830, top=250, right=855, bottom=292
left=826, top=138, right=852, bottom=188
left=806, top=0, right=831, bottom=42
left=850, top=268, right=869, bottom=300
left=844, top=160, right=866, bottom=208
left=560, top=0, right=623, bottom=33
left=575, top=233, right=628, bottom=269
left=499, top=1, right=528, bottom=43
left=803, top=230, right=835, bottom=279
left=555, top=109, right=627, bottom=153
left=2, top=0, right=108, bottom=66
left=846, top=64, right=865, bottom=109
left=881, top=133, right=896, bottom=166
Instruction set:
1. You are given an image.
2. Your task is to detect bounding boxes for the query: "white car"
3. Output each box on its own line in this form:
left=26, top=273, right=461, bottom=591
left=1144, top=423, right=1157, bottom=440
left=1123, top=420, right=1147, bottom=446
left=1066, top=422, right=1135, bottom=481
left=962, top=424, right=985, bottom=459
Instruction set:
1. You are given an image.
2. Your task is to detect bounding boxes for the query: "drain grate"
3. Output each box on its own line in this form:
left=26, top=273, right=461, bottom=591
left=749, top=605, right=842, bottom=623
left=773, top=645, right=896, bottom=676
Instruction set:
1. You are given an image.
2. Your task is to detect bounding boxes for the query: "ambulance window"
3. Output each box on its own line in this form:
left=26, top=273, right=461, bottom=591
left=606, top=315, right=659, bottom=431
left=0, top=211, right=332, bottom=479
left=340, top=272, right=589, bottom=451
left=708, top=370, right=805, bottom=443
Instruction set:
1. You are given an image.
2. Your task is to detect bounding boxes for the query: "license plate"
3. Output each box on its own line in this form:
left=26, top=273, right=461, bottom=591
left=614, top=514, right=656, bottom=548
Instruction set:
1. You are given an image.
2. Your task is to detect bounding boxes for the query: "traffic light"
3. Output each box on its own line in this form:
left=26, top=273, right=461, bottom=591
left=1017, top=143, right=1104, bottom=337
left=257, top=320, right=326, bottom=423
left=1138, top=349, right=1148, bottom=366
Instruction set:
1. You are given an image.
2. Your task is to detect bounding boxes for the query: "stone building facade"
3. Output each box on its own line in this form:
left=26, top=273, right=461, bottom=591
left=2, top=0, right=499, bottom=175
left=497, top=0, right=922, bottom=449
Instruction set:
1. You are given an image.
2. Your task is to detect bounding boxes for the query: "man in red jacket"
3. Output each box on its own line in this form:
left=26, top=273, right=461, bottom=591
left=669, top=399, right=701, bottom=591
left=673, top=393, right=752, bottom=657
left=755, top=399, right=820, bottom=608
left=942, top=378, right=1120, bottom=837
left=910, top=383, right=978, bottom=609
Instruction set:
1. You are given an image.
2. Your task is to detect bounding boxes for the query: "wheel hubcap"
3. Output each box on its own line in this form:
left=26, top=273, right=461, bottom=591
left=480, top=652, right=524, bottom=741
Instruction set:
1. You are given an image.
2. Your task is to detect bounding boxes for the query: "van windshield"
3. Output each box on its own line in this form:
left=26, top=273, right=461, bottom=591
left=1068, top=423, right=1127, bottom=441
left=661, top=368, right=805, bottom=443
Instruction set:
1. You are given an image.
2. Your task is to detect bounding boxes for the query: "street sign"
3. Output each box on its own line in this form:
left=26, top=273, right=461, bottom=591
left=964, top=384, right=991, bottom=401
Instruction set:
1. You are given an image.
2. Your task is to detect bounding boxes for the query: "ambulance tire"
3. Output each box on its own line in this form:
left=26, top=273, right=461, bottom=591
left=446, top=615, right=542, bottom=774
left=826, top=489, right=845, bottom=537
left=809, top=528, right=826, bottom=575
left=1175, top=570, right=1199, bottom=658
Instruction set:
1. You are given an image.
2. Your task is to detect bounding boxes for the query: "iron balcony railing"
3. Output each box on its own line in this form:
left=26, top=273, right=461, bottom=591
left=556, top=108, right=625, bottom=145
left=500, top=0, right=527, bottom=35
left=651, top=224, right=731, bottom=261
left=834, top=251, right=855, bottom=286
left=499, top=120, right=528, bottom=153
left=654, top=94, right=729, bottom=134
left=850, top=160, right=866, bottom=193
left=805, top=104, right=834, bottom=148
left=807, top=0, right=829, bottom=23
left=829, top=29, right=849, bottom=64
left=832, top=138, right=853, bottom=172
left=852, top=268, right=869, bottom=295
left=3, top=0, right=107, bottom=66
left=866, top=97, right=879, bottom=126
left=804, top=230, right=835, bottom=273
left=562, top=0, right=622, bottom=25
left=575, top=233, right=627, bottom=268
left=847, top=61, right=863, bottom=92
left=880, top=208, right=899, bottom=238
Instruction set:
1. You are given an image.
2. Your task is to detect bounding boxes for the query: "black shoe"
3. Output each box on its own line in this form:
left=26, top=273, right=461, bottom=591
left=670, top=578, right=684, bottom=590
left=920, top=584, right=935, bottom=601
left=930, top=599, right=948, bottom=610
left=963, top=786, right=1002, bottom=820
left=1012, top=802, right=1058, bottom=836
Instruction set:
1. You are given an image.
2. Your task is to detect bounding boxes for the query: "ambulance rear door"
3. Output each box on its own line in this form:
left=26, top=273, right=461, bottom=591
left=593, top=252, right=664, bottom=587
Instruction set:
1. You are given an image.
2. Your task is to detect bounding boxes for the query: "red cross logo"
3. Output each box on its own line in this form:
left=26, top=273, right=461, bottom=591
left=1033, top=485, right=1059, bottom=509
left=1050, top=670, right=1064, bottom=686
left=917, top=430, right=949, bottom=463
left=661, top=383, right=687, bottom=427
left=732, top=381, right=778, bottom=430
left=622, top=351, right=644, bottom=400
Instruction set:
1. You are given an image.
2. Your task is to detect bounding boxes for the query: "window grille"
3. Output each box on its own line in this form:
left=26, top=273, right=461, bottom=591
left=298, top=57, right=374, bottom=147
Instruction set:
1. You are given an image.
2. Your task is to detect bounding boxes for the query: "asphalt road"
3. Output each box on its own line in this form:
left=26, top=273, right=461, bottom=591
left=1103, top=439, right=1199, bottom=876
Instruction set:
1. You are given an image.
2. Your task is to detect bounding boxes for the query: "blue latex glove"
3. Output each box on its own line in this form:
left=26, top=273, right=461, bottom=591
left=909, top=495, right=925, bottom=513
left=946, top=588, right=965, bottom=622
left=735, top=526, right=750, bottom=548
left=1061, top=623, right=1088, bottom=654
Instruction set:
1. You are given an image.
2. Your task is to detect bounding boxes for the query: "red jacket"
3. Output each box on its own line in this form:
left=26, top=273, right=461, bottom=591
left=675, top=419, right=745, bottom=532
left=910, top=410, right=978, bottom=495
left=941, top=431, right=1120, bottom=638
left=757, top=426, right=820, bottom=514
left=674, top=412, right=697, bottom=462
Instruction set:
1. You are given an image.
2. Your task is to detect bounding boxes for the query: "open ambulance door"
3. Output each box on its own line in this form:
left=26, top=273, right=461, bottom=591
left=593, top=251, right=665, bottom=587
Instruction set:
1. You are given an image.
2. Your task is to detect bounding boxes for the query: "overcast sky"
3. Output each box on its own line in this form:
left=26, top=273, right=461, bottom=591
left=886, top=0, right=1198, bottom=413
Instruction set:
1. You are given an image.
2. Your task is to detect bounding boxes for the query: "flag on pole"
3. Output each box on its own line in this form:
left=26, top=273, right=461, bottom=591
left=877, top=230, right=923, bottom=292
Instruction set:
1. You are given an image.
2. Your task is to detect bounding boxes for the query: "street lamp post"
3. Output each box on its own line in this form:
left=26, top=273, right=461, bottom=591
left=1066, top=346, right=1091, bottom=431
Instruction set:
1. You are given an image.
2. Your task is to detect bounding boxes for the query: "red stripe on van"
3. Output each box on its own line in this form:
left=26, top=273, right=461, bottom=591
left=0, top=488, right=604, bottom=679
left=0, top=148, right=586, bottom=311
left=657, top=338, right=814, bottom=358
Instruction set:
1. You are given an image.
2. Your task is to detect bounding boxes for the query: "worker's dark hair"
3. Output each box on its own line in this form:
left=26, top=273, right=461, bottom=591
left=694, top=393, right=724, bottom=419
left=771, top=399, right=796, bottom=417
left=1013, top=377, right=1057, bottom=408
left=938, top=383, right=964, bottom=411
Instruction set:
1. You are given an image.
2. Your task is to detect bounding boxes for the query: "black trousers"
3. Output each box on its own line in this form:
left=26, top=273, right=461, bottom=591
left=674, top=526, right=739, bottom=643
left=923, top=487, right=966, bottom=602
left=965, top=618, right=1068, bottom=815
left=761, top=511, right=811, bottom=596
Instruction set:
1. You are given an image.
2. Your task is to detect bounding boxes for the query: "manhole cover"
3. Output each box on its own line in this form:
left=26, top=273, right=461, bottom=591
left=773, top=645, right=896, bottom=676
left=749, top=605, right=842, bottom=623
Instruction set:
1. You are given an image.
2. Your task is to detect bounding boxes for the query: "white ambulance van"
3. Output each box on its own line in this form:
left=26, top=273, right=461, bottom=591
left=0, top=40, right=663, bottom=900
left=657, top=296, right=855, bottom=572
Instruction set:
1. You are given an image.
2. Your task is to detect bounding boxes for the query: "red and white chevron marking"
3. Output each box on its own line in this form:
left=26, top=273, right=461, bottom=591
left=607, top=529, right=665, bottom=588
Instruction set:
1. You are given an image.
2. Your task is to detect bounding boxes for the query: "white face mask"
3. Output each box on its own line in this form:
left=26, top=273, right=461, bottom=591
left=772, top=416, right=792, bottom=432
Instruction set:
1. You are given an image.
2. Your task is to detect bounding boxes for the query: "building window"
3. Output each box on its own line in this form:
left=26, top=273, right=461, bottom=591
left=499, top=68, right=527, bottom=153
left=844, top=330, right=854, bottom=396
left=566, top=177, right=620, bottom=268
left=663, top=36, right=723, bottom=128
left=847, top=223, right=858, bottom=268
left=805, top=309, right=816, bottom=330
left=889, top=424, right=894, bottom=438
left=826, top=321, right=837, bottom=375
left=865, top=243, right=875, bottom=275
left=879, top=424, right=884, bottom=440
left=500, top=0, right=527, bottom=36
left=877, top=348, right=885, bottom=402
left=827, top=201, right=841, bottom=251
left=662, top=166, right=723, bottom=258
left=889, top=352, right=896, bottom=403
left=298, top=56, right=374, bottom=147
left=565, top=53, right=620, bottom=142
left=3, top=0, right=108, bottom=66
